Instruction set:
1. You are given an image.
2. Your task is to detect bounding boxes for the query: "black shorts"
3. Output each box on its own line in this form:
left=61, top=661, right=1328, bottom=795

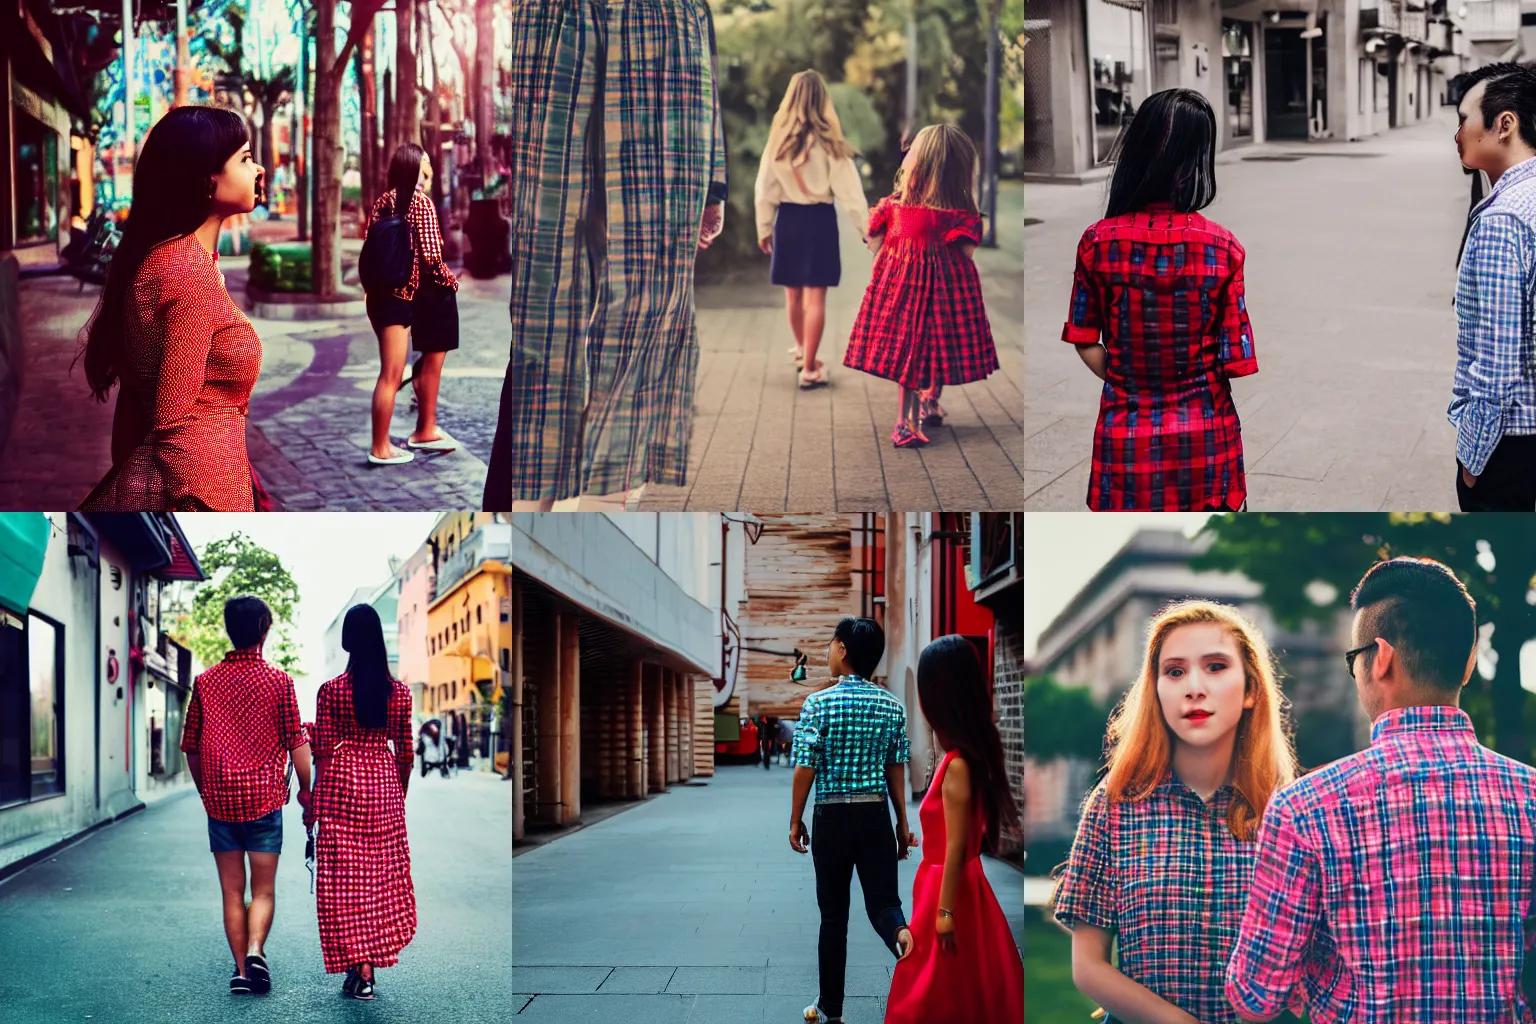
left=366, top=291, right=412, bottom=332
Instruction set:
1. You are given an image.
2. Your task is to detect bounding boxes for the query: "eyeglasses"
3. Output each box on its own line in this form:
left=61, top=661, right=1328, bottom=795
left=1344, top=641, right=1378, bottom=678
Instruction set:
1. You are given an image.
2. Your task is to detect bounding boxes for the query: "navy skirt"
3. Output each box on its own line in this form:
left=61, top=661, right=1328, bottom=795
left=771, top=202, right=840, bottom=288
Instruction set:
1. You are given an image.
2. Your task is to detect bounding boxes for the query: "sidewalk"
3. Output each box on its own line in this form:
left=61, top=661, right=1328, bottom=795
left=512, top=763, right=1024, bottom=1021
left=0, top=248, right=507, bottom=511
left=639, top=187, right=1024, bottom=512
left=0, top=770, right=510, bottom=1023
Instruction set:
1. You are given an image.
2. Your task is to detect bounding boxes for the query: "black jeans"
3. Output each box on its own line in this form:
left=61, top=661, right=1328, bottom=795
left=811, top=801, right=907, bottom=1018
left=1457, top=433, right=1536, bottom=511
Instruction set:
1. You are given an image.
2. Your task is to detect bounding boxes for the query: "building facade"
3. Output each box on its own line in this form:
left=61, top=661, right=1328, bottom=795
left=510, top=512, right=721, bottom=843
left=1027, top=0, right=1486, bottom=180
left=0, top=512, right=204, bottom=875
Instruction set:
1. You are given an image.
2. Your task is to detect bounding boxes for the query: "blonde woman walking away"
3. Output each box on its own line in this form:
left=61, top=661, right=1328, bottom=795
left=756, top=70, right=870, bottom=389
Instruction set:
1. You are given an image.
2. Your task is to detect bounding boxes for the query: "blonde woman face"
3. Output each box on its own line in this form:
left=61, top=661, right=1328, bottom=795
left=1155, top=622, right=1254, bottom=750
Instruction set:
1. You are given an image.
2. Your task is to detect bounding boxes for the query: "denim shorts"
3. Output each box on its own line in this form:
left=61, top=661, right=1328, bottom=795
left=208, top=808, right=283, bottom=854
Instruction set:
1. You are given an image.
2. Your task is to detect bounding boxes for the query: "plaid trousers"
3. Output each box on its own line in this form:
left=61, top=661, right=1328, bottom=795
left=490, top=0, right=726, bottom=505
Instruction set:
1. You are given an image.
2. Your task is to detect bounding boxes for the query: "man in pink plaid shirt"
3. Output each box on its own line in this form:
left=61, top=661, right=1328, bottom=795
left=1225, top=557, right=1536, bottom=1023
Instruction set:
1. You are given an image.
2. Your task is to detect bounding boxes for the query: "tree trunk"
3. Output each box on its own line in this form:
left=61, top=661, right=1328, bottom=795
left=297, top=29, right=310, bottom=241
left=395, top=0, right=419, bottom=152
left=382, top=67, right=395, bottom=173
left=313, top=0, right=343, bottom=297
left=474, top=0, right=494, bottom=177
left=358, top=21, right=378, bottom=218
left=261, top=99, right=278, bottom=192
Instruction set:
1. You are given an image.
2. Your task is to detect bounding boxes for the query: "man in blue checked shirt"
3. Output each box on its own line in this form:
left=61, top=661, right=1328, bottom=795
left=788, top=617, right=916, bottom=1024
left=1451, top=62, right=1536, bottom=510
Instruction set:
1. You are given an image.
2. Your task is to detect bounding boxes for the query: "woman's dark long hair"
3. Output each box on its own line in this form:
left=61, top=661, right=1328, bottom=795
left=916, top=635, right=1021, bottom=857
left=386, top=143, right=426, bottom=214
left=1105, top=88, right=1217, bottom=218
left=341, top=604, right=393, bottom=730
left=80, top=106, right=250, bottom=401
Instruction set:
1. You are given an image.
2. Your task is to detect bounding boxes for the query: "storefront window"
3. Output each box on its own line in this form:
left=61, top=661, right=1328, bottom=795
left=27, top=614, right=63, bottom=797
left=1224, top=21, right=1254, bottom=139
left=1086, top=0, right=1151, bottom=164
left=15, top=111, right=61, bottom=246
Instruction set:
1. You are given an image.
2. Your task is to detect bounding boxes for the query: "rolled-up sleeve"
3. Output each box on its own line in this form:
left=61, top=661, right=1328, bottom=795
left=887, top=705, right=910, bottom=765
left=1452, top=211, right=1535, bottom=476
left=392, top=688, right=415, bottom=766
left=1062, top=227, right=1103, bottom=344
left=277, top=677, right=305, bottom=751
left=1052, top=784, right=1116, bottom=931
left=792, top=698, right=822, bottom=769
left=1218, top=239, right=1258, bottom=378
left=1225, top=790, right=1321, bottom=1021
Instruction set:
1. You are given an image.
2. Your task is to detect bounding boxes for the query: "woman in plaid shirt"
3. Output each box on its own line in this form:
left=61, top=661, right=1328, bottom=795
left=1063, top=89, right=1258, bottom=511
left=1052, top=601, right=1298, bottom=1024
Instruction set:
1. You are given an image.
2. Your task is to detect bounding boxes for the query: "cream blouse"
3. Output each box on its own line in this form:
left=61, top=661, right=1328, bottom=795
left=754, top=137, right=870, bottom=241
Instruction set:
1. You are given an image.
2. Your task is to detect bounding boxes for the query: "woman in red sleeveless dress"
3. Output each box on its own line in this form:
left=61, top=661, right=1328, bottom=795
left=886, top=636, right=1023, bottom=1024
left=78, top=105, right=272, bottom=511
left=305, top=605, right=416, bottom=1000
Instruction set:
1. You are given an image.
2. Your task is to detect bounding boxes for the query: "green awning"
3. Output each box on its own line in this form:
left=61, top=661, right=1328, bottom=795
left=0, top=513, right=50, bottom=617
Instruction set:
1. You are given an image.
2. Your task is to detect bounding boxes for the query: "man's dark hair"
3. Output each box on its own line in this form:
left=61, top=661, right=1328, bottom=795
left=832, top=617, right=885, bottom=678
left=1454, top=62, right=1536, bottom=149
left=224, top=595, right=273, bottom=650
left=1350, top=558, right=1477, bottom=693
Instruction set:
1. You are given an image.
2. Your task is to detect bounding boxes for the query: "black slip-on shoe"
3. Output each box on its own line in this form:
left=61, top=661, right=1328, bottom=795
left=341, top=967, right=359, bottom=998
left=230, top=971, right=251, bottom=995
left=352, top=974, right=375, bottom=1001
left=244, top=954, right=271, bottom=994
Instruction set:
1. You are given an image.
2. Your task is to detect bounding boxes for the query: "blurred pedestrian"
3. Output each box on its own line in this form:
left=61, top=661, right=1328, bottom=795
left=79, top=106, right=272, bottom=511
left=789, top=617, right=916, bottom=1024
left=361, top=143, right=461, bottom=466
left=1061, top=88, right=1256, bottom=511
left=1447, top=63, right=1536, bottom=510
left=306, top=604, right=417, bottom=1000
left=884, top=636, right=1022, bottom=1024
left=760, top=715, right=780, bottom=769
left=778, top=718, right=795, bottom=766
left=755, top=69, right=869, bottom=388
left=180, top=596, right=312, bottom=995
left=494, top=0, right=727, bottom=512
left=842, top=125, right=998, bottom=449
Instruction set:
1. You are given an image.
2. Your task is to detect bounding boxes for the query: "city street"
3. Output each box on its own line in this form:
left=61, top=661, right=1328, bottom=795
left=0, top=768, right=511, bottom=1023
left=639, top=183, right=1024, bottom=512
left=512, top=764, right=1025, bottom=1023
left=1024, top=115, right=1470, bottom=511
left=0, top=246, right=508, bottom=511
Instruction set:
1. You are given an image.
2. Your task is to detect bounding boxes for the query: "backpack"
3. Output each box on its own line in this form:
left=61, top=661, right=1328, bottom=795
left=359, top=188, right=415, bottom=293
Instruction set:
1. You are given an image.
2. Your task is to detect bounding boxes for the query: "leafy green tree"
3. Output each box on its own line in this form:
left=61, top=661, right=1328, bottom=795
left=1193, top=513, right=1536, bottom=762
left=165, top=533, right=302, bottom=676
left=1024, top=675, right=1106, bottom=764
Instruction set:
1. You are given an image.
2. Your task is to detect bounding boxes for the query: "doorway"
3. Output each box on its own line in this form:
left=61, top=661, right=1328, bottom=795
left=1265, top=27, right=1309, bottom=139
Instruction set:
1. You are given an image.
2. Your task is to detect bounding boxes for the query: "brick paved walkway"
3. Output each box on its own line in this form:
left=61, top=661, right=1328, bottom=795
left=640, top=188, right=1023, bottom=511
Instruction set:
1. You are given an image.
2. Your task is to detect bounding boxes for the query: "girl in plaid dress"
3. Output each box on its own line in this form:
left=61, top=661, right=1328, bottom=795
left=304, top=605, right=416, bottom=1000
left=1063, top=89, right=1258, bottom=511
left=1051, top=602, right=1300, bottom=1024
left=843, top=125, right=997, bottom=448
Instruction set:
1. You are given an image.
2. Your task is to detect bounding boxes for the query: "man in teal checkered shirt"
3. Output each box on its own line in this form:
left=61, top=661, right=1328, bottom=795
left=788, top=617, right=916, bottom=1024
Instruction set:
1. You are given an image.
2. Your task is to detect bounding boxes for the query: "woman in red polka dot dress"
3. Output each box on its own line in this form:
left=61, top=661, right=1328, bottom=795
left=304, top=604, right=416, bottom=1000
left=79, top=105, right=271, bottom=511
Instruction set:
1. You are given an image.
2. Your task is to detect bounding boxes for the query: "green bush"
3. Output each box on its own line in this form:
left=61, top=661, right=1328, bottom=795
left=249, top=242, right=313, bottom=293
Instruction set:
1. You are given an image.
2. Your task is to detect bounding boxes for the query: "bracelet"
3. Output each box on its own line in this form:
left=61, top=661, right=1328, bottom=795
left=937, top=908, right=953, bottom=919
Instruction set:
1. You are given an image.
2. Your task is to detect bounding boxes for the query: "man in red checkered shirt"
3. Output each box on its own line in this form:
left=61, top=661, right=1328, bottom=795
left=180, top=596, right=313, bottom=997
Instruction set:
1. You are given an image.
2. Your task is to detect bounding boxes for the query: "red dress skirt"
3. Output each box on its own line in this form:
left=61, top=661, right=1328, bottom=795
left=884, top=750, right=1023, bottom=1024
left=312, top=677, right=417, bottom=973
left=843, top=199, right=998, bottom=390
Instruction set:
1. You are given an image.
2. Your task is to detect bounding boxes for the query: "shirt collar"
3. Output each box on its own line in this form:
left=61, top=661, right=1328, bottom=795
left=1478, top=156, right=1536, bottom=214
left=836, top=674, right=872, bottom=687
left=1156, top=769, right=1235, bottom=805
left=224, top=647, right=265, bottom=662
left=1370, top=703, right=1474, bottom=745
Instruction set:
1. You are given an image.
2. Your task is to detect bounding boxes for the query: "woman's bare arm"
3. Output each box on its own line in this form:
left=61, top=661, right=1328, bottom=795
left=1075, top=343, right=1108, bottom=380
left=1071, top=924, right=1205, bottom=1024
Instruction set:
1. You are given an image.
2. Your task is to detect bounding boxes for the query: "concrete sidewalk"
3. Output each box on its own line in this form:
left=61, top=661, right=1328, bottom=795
left=512, top=763, right=1024, bottom=1022
left=639, top=186, right=1024, bottom=512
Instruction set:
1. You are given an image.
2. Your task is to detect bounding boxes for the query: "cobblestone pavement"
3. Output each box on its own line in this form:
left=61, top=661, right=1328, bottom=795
left=640, top=182, right=1024, bottom=512
left=1025, top=118, right=1467, bottom=511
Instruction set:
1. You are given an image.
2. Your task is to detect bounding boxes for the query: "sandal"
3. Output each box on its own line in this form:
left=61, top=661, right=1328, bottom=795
left=920, top=396, right=946, bottom=427
left=352, top=969, right=375, bottom=1001
left=244, top=953, right=271, bottom=994
left=891, top=423, right=929, bottom=449
left=789, top=345, right=805, bottom=366
left=798, top=364, right=828, bottom=389
left=368, top=446, right=415, bottom=465
left=407, top=432, right=458, bottom=452
left=230, top=970, right=251, bottom=995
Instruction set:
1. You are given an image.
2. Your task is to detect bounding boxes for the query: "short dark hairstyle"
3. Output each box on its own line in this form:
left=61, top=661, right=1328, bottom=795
left=1105, top=88, right=1217, bottom=218
left=833, top=617, right=884, bottom=678
left=224, top=595, right=273, bottom=650
left=1350, top=558, right=1477, bottom=693
left=1455, top=61, right=1536, bottom=150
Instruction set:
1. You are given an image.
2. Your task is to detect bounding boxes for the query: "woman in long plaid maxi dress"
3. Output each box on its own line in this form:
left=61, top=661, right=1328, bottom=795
left=490, top=0, right=728, bottom=510
left=307, top=606, right=416, bottom=999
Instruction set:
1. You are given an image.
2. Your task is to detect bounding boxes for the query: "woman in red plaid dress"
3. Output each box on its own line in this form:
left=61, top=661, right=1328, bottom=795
left=1062, top=89, right=1258, bottom=511
left=843, top=125, right=998, bottom=448
left=79, top=106, right=273, bottom=511
left=306, top=605, right=416, bottom=1000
